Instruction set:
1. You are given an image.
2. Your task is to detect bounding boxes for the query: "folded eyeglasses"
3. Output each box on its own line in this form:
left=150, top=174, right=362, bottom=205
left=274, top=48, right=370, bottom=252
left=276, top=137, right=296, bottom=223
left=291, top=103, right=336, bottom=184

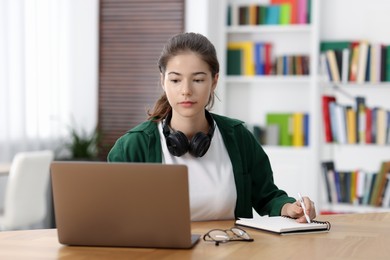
left=203, top=227, right=254, bottom=246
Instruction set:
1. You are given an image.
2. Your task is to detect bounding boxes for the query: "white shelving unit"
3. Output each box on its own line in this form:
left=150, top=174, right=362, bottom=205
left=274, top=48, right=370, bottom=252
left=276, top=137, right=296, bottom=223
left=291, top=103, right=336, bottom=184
left=207, top=0, right=390, bottom=213
left=319, top=0, right=390, bottom=213
left=214, top=0, right=321, bottom=204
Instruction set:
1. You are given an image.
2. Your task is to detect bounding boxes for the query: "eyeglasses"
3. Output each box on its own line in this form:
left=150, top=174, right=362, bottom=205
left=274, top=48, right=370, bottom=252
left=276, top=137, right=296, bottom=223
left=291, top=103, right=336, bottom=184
left=203, top=227, right=254, bottom=246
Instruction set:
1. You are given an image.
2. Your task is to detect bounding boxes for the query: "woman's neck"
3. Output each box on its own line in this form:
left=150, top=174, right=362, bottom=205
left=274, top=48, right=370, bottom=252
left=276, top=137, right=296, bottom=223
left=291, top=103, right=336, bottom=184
left=170, top=112, right=209, bottom=139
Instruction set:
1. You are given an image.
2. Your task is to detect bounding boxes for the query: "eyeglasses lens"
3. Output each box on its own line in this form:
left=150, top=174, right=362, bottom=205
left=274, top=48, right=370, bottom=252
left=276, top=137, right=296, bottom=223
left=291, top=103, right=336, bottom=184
left=231, top=228, right=251, bottom=240
left=209, top=230, right=229, bottom=242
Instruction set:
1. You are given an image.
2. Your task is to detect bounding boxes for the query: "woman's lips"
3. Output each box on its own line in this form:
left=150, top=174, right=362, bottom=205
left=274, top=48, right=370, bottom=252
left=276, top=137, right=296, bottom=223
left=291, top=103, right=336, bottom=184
left=179, top=101, right=195, bottom=108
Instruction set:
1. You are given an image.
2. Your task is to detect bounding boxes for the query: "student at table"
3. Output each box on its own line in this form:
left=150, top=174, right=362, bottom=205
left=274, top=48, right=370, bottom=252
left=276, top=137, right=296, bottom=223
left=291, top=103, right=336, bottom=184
left=108, top=32, right=316, bottom=223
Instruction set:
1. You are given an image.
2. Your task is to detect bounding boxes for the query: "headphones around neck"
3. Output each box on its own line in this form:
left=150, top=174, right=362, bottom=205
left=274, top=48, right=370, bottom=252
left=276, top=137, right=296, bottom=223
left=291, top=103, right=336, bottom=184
left=162, top=111, right=215, bottom=157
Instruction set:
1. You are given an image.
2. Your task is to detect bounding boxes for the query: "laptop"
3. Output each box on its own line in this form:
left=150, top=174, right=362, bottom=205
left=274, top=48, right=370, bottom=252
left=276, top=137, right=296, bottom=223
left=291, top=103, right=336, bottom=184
left=50, top=161, right=200, bottom=249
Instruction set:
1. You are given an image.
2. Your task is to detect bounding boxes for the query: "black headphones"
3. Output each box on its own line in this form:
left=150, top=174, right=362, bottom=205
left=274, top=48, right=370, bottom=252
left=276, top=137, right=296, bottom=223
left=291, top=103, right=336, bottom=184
left=162, top=110, right=215, bottom=157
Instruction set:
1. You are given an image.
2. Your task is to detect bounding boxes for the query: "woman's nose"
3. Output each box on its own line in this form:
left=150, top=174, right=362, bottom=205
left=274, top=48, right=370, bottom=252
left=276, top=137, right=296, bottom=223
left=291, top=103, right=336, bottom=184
left=181, top=80, right=192, bottom=95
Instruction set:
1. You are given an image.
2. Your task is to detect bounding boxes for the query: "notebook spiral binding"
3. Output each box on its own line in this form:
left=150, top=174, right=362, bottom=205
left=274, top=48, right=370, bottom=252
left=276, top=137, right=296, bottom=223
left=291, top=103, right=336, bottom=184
left=281, top=215, right=332, bottom=231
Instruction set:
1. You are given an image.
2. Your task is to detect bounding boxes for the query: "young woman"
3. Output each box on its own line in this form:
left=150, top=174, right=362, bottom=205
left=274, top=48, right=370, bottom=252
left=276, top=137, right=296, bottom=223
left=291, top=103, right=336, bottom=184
left=108, top=32, right=316, bottom=222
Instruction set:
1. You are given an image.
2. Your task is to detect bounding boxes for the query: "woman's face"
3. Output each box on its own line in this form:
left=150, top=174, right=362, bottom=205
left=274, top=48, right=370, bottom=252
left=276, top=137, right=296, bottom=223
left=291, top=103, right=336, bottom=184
left=161, top=51, right=218, bottom=120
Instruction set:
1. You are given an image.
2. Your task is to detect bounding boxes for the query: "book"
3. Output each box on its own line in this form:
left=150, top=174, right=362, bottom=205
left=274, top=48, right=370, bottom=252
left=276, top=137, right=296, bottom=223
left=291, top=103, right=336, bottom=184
left=249, top=4, right=258, bottom=25
left=303, top=113, right=310, bottom=145
left=235, top=216, right=331, bottom=235
left=370, top=161, right=390, bottom=206
left=355, top=96, right=366, bottom=144
left=333, top=170, right=342, bottom=202
left=322, top=95, right=336, bottom=143
left=345, top=106, right=356, bottom=144
left=227, top=49, right=242, bottom=75
left=265, top=124, right=280, bottom=146
left=371, top=161, right=390, bottom=206
left=362, top=172, right=376, bottom=205
left=279, top=4, right=291, bottom=24
left=376, top=108, right=387, bottom=145
left=349, top=170, right=357, bottom=204
left=271, top=0, right=298, bottom=24
left=227, top=5, right=232, bottom=26
left=370, top=43, right=381, bottom=83
left=381, top=45, right=387, bottom=81
left=349, top=42, right=360, bottom=82
left=326, top=50, right=341, bottom=83
left=320, top=41, right=351, bottom=53
left=381, top=175, right=390, bottom=208
left=254, top=43, right=265, bottom=75
left=365, top=44, right=371, bottom=82
left=336, top=171, right=346, bottom=202
left=386, top=45, right=390, bottom=81
left=334, top=103, right=347, bottom=144
left=253, top=125, right=266, bottom=145
left=292, top=112, right=304, bottom=146
left=264, top=43, right=273, bottom=75
left=319, top=53, right=330, bottom=80
left=266, top=113, right=292, bottom=146
left=321, top=161, right=335, bottom=203
left=365, top=107, right=372, bottom=144
left=239, top=6, right=249, bottom=25
left=329, top=101, right=338, bottom=143
left=357, top=41, right=369, bottom=83
left=259, top=5, right=267, bottom=24
left=228, top=42, right=255, bottom=76
left=341, top=48, right=350, bottom=83
left=356, top=169, right=367, bottom=204
left=265, top=5, right=280, bottom=25
left=297, top=0, right=307, bottom=24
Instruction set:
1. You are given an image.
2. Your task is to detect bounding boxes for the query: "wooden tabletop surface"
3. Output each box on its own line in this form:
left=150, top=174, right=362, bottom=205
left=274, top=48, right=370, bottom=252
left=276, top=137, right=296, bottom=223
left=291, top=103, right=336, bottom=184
left=0, top=212, right=390, bottom=259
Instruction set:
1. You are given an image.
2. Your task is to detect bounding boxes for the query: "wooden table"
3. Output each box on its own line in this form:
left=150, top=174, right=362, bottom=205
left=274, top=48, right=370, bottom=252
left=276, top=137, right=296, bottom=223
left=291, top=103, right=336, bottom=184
left=0, top=213, right=390, bottom=259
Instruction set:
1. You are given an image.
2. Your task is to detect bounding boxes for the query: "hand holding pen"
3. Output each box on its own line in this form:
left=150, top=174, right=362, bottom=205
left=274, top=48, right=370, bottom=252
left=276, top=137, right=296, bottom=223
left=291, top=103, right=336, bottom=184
left=298, top=193, right=312, bottom=223
left=280, top=193, right=316, bottom=222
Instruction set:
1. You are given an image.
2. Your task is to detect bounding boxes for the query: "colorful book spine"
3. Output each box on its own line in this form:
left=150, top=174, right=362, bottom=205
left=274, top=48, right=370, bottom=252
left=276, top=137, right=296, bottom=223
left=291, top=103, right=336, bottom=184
left=228, top=42, right=255, bottom=76
left=322, top=96, right=390, bottom=145
left=320, top=161, right=390, bottom=207
left=265, top=112, right=309, bottom=147
left=319, top=40, right=390, bottom=83
left=227, top=0, right=310, bottom=26
left=322, top=95, right=336, bottom=143
left=292, top=112, right=304, bottom=146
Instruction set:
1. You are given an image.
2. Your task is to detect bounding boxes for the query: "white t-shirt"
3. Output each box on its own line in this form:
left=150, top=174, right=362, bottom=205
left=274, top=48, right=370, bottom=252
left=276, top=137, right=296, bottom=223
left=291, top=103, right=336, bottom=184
left=158, top=122, right=237, bottom=221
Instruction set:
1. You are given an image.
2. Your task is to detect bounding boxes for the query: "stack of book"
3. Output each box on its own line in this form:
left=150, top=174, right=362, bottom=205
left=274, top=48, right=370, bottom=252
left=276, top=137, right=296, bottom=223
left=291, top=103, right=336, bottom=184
left=322, top=95, right=390, bottom=145
left=274, top=54, right=310, bottom=76
left=264, top=112, right=309, bottom=147
left=319, top=41, right=390, bottom=83
left=322, top=161, right=390, bottom=208
left=227, top=0, right=311, bottom=26
left=227, top=41, right=310, bottom=76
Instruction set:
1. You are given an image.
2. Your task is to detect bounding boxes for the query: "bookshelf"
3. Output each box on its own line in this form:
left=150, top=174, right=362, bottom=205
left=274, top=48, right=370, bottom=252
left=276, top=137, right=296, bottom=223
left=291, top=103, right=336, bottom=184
left=206, top=0, right=390, bottom=213
left=213, top=0, right=321, bottom=204
left=319, top=0, right=390, bottom=213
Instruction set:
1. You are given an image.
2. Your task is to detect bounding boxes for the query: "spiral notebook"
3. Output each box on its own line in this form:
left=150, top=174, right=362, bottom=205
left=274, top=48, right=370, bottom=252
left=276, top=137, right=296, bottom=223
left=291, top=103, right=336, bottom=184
left=235, top=215, right=331, bottom=235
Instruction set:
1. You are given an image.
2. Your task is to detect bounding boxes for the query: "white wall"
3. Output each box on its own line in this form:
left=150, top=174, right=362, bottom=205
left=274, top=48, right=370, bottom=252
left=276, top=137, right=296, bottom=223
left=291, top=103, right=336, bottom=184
left=66, top=0, right=99, bottom=133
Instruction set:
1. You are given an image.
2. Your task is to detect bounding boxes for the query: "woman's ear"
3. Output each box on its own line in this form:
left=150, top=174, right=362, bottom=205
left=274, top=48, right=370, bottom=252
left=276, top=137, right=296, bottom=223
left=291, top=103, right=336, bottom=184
left=212, top=73, right=219, bottom=91
left=160, top=73, right=165, bottom=91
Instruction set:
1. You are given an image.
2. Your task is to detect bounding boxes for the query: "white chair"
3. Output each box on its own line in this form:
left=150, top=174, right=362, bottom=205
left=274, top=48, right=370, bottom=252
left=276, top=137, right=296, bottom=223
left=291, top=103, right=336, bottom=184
left=0, top=150, right=54, bottom=231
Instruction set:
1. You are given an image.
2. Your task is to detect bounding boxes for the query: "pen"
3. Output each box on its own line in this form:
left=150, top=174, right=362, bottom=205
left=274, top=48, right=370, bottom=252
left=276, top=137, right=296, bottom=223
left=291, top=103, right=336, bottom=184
left=297, top=193, right=311, bottom=223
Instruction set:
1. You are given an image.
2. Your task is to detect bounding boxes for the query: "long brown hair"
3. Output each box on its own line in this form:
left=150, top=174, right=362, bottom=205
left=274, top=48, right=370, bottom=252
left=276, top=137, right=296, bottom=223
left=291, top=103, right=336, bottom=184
left=147, top=32, right=220, bottom=121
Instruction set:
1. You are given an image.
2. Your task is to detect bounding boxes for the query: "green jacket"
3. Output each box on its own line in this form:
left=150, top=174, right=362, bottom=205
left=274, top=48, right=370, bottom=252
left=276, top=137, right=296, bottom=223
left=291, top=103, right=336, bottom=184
left=107, top=113, right=295, bottom=218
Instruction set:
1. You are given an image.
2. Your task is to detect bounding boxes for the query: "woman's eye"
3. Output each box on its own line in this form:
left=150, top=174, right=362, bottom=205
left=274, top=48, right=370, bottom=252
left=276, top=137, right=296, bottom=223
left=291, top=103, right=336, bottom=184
left=170, top=79, right=180, bottom=83
left=194, top=79, right=204, bottom=83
